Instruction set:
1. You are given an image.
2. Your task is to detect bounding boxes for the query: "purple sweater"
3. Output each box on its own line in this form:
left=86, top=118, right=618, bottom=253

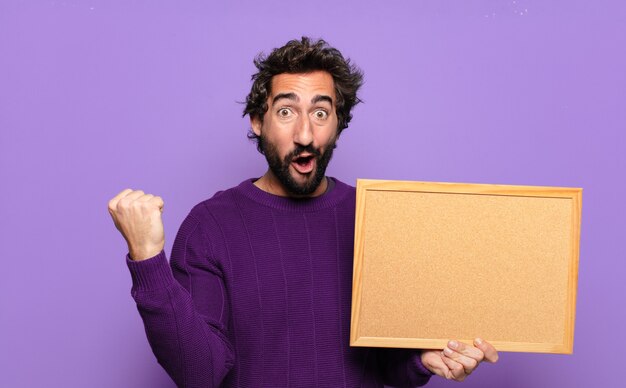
left=126, top=177, right=433, bottom=387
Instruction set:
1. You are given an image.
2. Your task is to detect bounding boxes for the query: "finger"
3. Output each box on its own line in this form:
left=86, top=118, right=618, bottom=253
left=474, top=338, right=499, bottom=363
left=108, top=188, right=133, bottom=213
left=136, top=194, right=155, bottom=202
left=420, top=349, right=451, bottom=378
left=116, top=190, right=146, bottom=207
left=443, top=345, right=478, bottom=375
left=441, top=353, right=466, bottom=381
left=137, top=194, right=164, bottom=211
left=153, top=196, right=164, bottom=212
left=448, top=340, right=484, bottom=362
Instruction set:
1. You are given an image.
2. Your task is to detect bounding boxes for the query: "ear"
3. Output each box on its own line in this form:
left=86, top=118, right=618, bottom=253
left=251, top=116, right=262, bottom=137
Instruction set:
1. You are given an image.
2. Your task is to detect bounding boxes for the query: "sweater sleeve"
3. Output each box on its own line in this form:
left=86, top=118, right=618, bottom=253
left=376, top=348, right=433, bottom=387
left=126, top=211, right=234, bottom=388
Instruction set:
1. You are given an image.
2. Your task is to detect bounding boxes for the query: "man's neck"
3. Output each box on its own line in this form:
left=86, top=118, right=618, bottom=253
left=253, top=170, right=328, bottom=198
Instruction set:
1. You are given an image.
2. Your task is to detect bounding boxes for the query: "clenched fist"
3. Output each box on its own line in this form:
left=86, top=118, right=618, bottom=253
left=108, top=189, right=165, bottom=261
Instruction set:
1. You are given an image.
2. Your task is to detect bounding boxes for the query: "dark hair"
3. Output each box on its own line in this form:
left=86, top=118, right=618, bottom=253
left=243, top=37, right=364, bottom=153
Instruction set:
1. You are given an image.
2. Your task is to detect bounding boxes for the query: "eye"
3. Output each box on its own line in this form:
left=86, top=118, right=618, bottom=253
left=277, top=108, right=292, bottom=117
left=314, top=109, right=328, bottom=120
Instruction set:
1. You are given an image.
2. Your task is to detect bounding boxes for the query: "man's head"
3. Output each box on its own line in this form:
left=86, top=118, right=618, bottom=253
left=243, top=37, right=364, bottom=196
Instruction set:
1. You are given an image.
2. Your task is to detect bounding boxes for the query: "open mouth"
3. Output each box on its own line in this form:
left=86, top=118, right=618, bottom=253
left=292, top=154, right=315, bottom=174
left=295, top=155, right=314, bottom=166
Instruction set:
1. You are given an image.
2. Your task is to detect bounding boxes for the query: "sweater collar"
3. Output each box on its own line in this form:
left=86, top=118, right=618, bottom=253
left=236, top=176, right=353, bottom=212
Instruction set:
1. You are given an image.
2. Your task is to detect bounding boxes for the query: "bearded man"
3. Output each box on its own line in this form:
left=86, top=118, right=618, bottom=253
left=108, top=37, right=498, bottom=388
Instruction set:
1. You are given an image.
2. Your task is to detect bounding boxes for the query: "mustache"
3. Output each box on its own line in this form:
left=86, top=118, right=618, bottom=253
left=285, top=144, right=322, bottom=161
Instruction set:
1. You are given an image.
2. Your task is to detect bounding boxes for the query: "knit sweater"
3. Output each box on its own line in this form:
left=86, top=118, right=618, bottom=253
left=126, top=177, right=433, bottom=387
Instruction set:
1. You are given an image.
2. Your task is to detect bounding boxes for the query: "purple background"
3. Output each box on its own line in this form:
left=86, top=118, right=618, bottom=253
left=1, top=1, right=624, bottom=387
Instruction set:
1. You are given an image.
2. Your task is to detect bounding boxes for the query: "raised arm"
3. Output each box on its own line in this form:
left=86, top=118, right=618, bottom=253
left=108, top=189, right=234, bottom=387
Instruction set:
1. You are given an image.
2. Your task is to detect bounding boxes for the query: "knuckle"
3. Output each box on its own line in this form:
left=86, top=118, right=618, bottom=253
left=138, top=201, right=152, bottom=210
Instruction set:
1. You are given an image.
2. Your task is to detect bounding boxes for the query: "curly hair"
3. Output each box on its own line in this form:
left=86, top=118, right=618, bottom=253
left=243, top=37, right=364, bottom=153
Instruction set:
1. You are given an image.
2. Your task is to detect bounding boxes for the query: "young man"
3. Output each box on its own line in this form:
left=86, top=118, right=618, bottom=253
left=108, top=37, right=498, bottom=388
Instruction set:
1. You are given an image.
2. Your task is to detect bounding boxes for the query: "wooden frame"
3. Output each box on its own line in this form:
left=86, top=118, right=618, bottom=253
left=350, top=179, right=582, bottom=354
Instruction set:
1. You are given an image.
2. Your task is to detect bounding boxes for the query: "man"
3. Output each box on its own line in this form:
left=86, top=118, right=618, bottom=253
left=108, top=37, right=498, bottom=387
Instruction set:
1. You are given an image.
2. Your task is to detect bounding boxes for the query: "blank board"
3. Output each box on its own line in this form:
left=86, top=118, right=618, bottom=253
left=350, top=179, right=582, bottom=354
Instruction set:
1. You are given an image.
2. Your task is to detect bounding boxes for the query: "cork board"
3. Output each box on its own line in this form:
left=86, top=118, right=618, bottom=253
left=350, top=179, right=582, bottom=354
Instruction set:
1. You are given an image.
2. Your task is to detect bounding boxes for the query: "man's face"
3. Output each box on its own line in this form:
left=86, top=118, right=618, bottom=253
left=251, top=71, right=339, bottom=196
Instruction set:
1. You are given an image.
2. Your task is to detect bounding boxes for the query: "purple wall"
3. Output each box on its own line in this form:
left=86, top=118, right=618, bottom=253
left=1, top=1, right=624, bottom=387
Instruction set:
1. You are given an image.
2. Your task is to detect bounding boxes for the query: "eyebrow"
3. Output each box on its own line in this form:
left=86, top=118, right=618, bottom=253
left=272, top=93, right=299, bottom=105
left=311, top=95, right=334, bottom=106
left=272, top=93, right=334, bottom=106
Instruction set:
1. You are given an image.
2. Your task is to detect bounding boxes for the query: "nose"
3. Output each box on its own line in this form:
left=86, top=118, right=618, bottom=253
left=293, top=115, right=313, bottom=147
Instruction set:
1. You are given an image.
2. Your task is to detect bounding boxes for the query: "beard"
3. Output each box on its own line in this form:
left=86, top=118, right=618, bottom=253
left=259, top=134, right=337, bottom=196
